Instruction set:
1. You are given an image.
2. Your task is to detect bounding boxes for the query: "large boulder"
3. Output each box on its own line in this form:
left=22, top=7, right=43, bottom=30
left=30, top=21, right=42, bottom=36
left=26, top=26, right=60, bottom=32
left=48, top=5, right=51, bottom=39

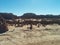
left=0, top=15, right=8, bottom=33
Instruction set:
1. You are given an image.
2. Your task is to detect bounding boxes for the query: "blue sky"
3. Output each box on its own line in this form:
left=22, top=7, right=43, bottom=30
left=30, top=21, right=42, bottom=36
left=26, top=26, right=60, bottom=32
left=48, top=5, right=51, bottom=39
left=0, top=0, right=60, bottom=16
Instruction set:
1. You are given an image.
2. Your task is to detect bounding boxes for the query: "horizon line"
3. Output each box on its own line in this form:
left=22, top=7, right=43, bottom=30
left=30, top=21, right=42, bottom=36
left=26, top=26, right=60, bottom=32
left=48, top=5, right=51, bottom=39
left=0, top=12, right=60, bottom=16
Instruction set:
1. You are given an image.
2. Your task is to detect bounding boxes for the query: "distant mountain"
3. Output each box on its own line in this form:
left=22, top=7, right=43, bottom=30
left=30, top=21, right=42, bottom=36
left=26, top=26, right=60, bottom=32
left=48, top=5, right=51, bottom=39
left=19, top=13, right=60, bottom=19
left=0, top=13, right=18, bottom=20
left=0, top=13, right=60, bottom=19
left=20, top=13, right=37, bottom=19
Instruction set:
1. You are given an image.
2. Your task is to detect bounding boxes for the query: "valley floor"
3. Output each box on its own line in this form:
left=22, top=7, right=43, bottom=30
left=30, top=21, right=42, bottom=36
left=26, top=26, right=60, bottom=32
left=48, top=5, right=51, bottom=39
left=0, top=24, right=60, bottom=45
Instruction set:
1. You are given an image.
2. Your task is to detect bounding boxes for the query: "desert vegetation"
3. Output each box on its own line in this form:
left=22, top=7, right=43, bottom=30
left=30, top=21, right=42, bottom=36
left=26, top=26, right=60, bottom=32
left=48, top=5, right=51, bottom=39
left=0, top=13, right=60, bottom=45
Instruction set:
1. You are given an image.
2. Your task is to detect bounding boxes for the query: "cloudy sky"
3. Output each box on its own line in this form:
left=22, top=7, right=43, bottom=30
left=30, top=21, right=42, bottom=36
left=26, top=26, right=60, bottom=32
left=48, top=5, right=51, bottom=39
left=0, top=0, right=60, bottom=16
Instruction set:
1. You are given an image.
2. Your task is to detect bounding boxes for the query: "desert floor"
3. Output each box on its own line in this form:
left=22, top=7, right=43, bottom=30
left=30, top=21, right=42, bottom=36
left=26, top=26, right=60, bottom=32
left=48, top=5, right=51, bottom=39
left=0, top=24, right=60, bottom=45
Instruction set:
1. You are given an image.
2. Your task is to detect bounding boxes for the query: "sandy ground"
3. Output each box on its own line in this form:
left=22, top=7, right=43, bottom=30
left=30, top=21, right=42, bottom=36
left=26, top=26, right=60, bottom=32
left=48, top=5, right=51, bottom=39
left=0, top=24, right=60, bottom=45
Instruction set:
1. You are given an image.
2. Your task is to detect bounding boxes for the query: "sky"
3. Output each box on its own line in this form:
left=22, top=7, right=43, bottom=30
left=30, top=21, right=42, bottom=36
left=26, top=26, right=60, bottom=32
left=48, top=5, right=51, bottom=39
left=0, top=0, right=60, bottom=16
